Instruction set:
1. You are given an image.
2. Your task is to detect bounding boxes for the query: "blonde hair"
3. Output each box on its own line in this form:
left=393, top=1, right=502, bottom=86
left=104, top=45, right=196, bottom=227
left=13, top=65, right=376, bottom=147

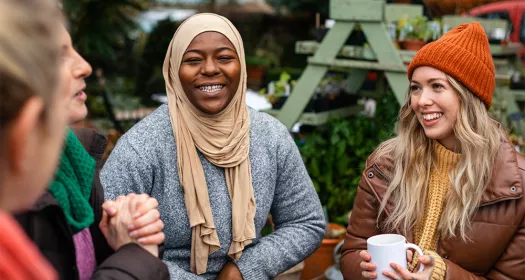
left=0, top=0, right=61, bottom=131
left=377, top=75, right=502, bottom=240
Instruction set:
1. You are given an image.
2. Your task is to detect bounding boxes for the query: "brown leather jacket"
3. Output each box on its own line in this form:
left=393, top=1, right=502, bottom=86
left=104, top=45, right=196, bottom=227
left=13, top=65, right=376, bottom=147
left=340, top=138, right=525, bottom=280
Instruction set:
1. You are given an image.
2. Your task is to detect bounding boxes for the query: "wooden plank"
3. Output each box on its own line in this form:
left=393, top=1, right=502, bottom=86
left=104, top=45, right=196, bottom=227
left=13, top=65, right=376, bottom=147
left=277, top=22, right=356, bottom=129
left=384, top=4, right=423, bottom=22
left=266, top=105, right=363, bottom=126
left=330, top=0, right=384, bottom=22
left=307, top=57, right=407, bottom=72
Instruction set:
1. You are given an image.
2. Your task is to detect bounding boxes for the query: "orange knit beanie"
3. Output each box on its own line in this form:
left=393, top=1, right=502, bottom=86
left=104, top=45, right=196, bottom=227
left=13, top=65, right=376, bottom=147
left=407, top=22, right=495, bottom=108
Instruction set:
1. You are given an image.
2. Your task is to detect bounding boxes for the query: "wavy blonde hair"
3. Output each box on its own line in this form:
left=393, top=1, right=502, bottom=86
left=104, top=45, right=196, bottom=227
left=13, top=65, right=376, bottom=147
left=376, top=75, right=502, bottom=240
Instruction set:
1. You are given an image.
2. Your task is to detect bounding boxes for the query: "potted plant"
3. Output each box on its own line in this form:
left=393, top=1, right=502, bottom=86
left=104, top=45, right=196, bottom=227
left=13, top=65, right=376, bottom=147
left=397, top=15, right=431, bottom=51
left=301, top=222, right=347, bottom=279
left=259, top=71, right=293, bottom=110
left=246, top=55, right=270, bottom=89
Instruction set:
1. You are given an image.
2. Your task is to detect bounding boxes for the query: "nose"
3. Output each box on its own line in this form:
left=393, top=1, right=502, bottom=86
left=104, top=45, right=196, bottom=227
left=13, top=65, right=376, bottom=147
left=200, top=57, right=219, bottom=76
left=417, top=89, right=433, bottom=107
left=72, top=49, right=92, bottom=79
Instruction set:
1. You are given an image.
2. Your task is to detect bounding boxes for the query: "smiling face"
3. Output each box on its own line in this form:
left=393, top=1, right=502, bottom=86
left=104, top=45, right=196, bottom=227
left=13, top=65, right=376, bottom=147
left=178, top=31, right=241, bottom=115
left=410, top=66, right=461, bottom=150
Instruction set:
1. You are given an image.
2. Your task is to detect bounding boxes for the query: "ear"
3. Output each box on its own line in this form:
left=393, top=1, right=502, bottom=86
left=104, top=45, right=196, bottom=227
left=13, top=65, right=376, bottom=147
left=7, top=97, right=45, bottom=174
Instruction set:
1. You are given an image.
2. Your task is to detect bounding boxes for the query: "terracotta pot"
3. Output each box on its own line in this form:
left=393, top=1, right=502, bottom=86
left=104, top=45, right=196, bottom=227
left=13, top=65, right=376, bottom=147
left=301, top=223, right=346, bottom=280
left=246, top=65, right=266, bottom=89
left=401, top=39, right=427, bottom=51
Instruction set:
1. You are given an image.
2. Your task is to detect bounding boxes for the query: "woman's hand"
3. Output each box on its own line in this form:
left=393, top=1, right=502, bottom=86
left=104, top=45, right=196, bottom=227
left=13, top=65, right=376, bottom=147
left=383, top=255, right=435, bottom=280
left=360, top=249, right=416, bottom=279
left=99, top=195, right=136, bottom=251
left=360, top=250, right=378, bottom=279
left=102, top=193, right=165, bottom=246
left=99, top=195, right=160, bottom=257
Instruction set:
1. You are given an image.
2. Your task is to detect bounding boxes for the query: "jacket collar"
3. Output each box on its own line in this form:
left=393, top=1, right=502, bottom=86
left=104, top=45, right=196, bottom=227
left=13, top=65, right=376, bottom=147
left=370, top=138, right=523, bottom=211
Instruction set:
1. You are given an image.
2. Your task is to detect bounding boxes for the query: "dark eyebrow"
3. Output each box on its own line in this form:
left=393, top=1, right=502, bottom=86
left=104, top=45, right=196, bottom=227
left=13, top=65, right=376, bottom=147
left=184, top=47, right=236, bottom=55
left=184, top=49, right=203, bottom=55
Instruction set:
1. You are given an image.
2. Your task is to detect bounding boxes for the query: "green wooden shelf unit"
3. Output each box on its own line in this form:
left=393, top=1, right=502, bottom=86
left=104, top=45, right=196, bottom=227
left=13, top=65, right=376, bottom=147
left=272, top=0, right=423, bottom=130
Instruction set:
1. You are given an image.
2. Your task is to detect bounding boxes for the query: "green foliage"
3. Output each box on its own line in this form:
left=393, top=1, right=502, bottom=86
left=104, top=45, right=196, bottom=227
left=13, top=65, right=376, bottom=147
left=397, top=15, right=431, bottom=41
left=259, top=71, right=292, bottom=99
left=246, top=55, right=271, bottom=67
left=63, top=0, right=149, bottom=74
left=134, top=19, right=179, bottom=104
left=297, top=92, right=399, bottom=225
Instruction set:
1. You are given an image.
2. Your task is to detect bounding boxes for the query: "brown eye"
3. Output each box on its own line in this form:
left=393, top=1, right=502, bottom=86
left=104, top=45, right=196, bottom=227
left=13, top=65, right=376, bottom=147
left=432, top=83, right=444, bottom=90
left=410, top=85, right=420, bottom=93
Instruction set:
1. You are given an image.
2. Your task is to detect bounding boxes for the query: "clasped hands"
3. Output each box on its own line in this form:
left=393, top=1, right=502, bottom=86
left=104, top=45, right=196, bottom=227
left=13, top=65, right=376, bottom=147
left=99, top=193, right=165, bottom=257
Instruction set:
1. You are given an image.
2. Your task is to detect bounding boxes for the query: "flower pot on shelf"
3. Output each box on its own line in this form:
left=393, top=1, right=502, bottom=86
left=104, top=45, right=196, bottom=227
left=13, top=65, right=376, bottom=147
left=247, top=65, right=266, bottom=89
left=400, top=39, right=427, bottom=51
left=270, top=96, right=287, bottom=110
left=301, top=223, right=346, bottom=280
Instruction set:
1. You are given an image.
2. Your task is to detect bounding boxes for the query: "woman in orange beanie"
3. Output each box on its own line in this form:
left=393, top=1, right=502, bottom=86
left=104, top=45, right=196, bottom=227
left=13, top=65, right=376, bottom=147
left=340, top=22, right=525, bottom=280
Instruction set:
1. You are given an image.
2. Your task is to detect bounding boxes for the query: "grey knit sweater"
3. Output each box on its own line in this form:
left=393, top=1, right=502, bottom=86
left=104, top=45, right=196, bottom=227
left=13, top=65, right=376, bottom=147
left=100, top=105, right=325, bottom=279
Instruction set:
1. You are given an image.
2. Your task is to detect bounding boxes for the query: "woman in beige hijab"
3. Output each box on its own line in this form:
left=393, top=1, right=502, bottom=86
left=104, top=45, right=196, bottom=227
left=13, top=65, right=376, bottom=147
left=101, top=13, right=325, bottom=279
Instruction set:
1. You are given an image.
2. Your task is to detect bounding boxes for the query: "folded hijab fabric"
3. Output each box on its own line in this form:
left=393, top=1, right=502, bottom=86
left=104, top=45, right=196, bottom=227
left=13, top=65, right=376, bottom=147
left=162, top=13, right=256, bottom=275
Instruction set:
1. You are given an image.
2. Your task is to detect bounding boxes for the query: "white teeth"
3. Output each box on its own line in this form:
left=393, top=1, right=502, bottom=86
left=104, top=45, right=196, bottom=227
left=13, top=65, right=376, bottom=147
left=199, top=85, right=224, bottom=93
left=423, top=113, right=443, bottom=120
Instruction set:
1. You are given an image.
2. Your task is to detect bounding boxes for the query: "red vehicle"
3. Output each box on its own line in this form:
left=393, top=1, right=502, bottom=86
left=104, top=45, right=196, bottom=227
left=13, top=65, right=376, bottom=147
left=465, top=0, right=525, bottom=64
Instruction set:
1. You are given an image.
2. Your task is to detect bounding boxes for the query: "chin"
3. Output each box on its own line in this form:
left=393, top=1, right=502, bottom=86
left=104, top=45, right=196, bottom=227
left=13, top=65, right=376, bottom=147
left=68, top=108, right=88, bottom=124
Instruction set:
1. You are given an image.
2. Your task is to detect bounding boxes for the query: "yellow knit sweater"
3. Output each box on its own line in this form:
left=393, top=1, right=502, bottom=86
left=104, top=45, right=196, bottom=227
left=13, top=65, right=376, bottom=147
left=408, top=141, right=461, bottom=279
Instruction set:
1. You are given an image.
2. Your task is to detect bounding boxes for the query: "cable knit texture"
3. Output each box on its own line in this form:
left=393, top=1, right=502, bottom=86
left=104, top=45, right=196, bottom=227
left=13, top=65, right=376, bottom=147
left=408, top=22, right=495, bottom=109
left=408, top=141, right=460, bottom=279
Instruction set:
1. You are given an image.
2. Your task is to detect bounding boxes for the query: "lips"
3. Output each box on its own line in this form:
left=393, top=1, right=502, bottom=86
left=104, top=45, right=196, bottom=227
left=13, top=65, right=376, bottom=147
left=73, top=90, right=87, bottom=102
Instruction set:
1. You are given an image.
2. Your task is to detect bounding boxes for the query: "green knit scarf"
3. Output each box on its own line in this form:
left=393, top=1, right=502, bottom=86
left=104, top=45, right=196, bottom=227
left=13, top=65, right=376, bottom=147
left=49, top=128, right=95, bottom=234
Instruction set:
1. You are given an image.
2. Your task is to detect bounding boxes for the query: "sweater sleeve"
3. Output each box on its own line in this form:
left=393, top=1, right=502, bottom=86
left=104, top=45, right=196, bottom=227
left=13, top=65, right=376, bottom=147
left=100, top=136, right=153, bottom=199
left=101, top=135, right=209, bottom=279
left=234, top=122, right=326, bottom=279
left=424, top=250, right=446, bottom=280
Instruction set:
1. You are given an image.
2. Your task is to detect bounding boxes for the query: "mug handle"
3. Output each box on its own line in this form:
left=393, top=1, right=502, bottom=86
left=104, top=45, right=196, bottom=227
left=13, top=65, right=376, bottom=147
left=405, top=243, right=425, bottom=272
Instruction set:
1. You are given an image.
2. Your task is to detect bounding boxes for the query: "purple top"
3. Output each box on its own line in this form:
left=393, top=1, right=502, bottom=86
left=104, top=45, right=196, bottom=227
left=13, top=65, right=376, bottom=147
left=73, top=228, right=96, bottom=280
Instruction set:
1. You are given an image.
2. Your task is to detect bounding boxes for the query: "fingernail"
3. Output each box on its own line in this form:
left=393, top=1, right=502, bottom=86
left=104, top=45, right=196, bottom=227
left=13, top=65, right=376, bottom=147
left=107, top=207, right=116, bottom=215
left=138, top=237, right=146, bottom=243
left=128, top=224, right=135, bottom=230
left=134, top=212, right=142, bottom=218
left=130, top=231, right=138, bottom=238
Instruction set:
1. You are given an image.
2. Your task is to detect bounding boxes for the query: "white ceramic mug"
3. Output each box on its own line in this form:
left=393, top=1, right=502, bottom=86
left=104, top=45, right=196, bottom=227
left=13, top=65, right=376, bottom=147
left=366, top=234, right=425, bottom=280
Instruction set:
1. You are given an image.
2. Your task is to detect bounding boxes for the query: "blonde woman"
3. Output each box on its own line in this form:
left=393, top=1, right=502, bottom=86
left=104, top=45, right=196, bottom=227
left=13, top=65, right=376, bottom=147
left=340, top=22, right=525, bottom=280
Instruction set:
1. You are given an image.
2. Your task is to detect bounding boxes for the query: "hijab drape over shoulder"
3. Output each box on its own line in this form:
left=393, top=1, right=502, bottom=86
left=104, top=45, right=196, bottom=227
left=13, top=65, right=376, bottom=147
left=162, top=13, right=256, bottom=275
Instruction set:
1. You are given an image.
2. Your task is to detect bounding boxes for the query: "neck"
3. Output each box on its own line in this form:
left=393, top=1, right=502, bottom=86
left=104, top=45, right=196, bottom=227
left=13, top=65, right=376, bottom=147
left=437, top=137, right=460, bottom=153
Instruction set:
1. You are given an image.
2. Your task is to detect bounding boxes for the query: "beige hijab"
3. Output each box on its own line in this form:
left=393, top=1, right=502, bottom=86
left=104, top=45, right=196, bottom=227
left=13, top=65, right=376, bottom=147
left=162, top=13, right=256, bottom=275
